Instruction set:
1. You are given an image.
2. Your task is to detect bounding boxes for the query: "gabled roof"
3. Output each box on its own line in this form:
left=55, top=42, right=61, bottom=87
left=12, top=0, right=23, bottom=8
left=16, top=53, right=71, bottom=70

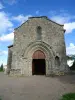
left=14, top=16, right=64, bottom=30
left=29, top=16, right=64, bottom=26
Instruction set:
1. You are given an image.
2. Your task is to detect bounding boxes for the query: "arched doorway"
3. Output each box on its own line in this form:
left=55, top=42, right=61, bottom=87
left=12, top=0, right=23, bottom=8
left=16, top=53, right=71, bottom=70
left=32, top=50, right=46, bottom=75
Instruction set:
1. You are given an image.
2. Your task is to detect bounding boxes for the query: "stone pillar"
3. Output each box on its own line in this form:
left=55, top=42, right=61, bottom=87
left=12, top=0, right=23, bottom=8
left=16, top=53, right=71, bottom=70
left=7, top=48, right=12, bottom=74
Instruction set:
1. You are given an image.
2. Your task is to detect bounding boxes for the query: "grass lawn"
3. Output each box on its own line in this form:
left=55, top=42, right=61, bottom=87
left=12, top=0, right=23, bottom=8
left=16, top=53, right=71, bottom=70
left=0, top=97, right=2, bottom=100
left=0, top=70, right=4, bottom=72
left=60, top=93, right=75, bottom=100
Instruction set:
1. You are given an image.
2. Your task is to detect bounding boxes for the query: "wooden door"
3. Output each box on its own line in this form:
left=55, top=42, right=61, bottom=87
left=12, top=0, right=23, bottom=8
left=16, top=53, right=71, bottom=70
left=32, top=50, right=46, bottom=75
left=32, top=50, right=45, bottom=59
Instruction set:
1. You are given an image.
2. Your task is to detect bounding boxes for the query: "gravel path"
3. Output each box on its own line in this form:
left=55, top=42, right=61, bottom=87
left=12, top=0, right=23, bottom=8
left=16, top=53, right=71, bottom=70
left=0, top=72, right=75, bottom=100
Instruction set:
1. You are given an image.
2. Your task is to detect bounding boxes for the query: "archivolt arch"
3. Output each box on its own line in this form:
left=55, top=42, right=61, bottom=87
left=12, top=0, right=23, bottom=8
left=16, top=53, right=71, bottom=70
left=22, top=41, right=55, bottom=60
left=22, top=41, right=56, bottom=76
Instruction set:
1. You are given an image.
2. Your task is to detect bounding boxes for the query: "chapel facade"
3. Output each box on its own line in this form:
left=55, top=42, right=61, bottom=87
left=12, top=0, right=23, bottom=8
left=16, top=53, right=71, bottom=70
left=7, top=16, right=68, bottom=76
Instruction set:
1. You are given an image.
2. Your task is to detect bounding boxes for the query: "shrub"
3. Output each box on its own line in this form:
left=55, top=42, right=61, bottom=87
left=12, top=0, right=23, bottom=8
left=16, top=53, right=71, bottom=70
left=60, top=93, right=75, bottom=100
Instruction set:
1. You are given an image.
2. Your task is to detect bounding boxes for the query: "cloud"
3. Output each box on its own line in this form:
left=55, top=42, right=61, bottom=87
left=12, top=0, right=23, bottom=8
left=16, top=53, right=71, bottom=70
left=0, top=2, right=4, bottom=9
left=51, top=15, right=70, bottom=24
left=67, top=60, right=74, bottom=67
left=66, top=43, right=75, bottom=55
left=12, top=14, right=32, bottom=23
left=3, top=0, right=16, bottom=5
left=0, top=32, right=14, bottom=42
left=0, top=13, right=32, bottom=42
left=50, top=11, right=75, bottom=33
left=0, top=54, right=7, bottom=66
left=0, top=50, right=8, bottom=55
left=50, top=10, right=72, bottom=24
left=36, top=10, right=39, bottom=15
left=64, top=22, right=75, bottom=33
left=0, top=11, right=13, bottom=35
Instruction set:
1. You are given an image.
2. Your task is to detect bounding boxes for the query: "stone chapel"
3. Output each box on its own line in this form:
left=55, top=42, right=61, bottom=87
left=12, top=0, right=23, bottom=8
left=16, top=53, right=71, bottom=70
left=7, top=16, right=68, bottom=76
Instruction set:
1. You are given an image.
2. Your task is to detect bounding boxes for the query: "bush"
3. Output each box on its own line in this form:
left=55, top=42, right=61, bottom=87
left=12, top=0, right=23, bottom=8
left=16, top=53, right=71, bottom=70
left=60, top=93, right=75, bottom=100
left=70, top=61, right=75, bottom=70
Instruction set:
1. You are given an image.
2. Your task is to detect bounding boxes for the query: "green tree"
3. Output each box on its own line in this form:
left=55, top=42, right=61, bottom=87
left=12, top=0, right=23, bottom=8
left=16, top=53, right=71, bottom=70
left=0, top=64, right=3, bottom=71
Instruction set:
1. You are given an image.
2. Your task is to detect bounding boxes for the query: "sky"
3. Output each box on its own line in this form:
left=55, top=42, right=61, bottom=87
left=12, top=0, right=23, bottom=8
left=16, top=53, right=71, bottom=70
left=0, top=0, right=75, bottom=65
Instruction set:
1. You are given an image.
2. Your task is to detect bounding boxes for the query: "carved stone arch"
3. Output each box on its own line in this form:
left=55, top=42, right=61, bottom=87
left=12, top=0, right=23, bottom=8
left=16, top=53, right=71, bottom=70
left=23, top=41, right=55, bottom=59
left=22, top=41, right=55, bottom=76
left=27, top=46, right=50, bottom=59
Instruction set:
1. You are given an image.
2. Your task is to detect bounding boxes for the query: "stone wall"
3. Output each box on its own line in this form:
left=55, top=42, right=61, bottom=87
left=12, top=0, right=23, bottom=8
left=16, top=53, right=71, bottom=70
left=8, top=16, right=68, bottom=76
left=7, top=46, right=13, bottom=74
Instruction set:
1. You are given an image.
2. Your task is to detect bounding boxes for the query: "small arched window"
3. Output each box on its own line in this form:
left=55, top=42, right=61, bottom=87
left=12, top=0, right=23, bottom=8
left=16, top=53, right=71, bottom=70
left=55, top=56, right=60, bottom=67
left=36, top=26, right=42, bottom=40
